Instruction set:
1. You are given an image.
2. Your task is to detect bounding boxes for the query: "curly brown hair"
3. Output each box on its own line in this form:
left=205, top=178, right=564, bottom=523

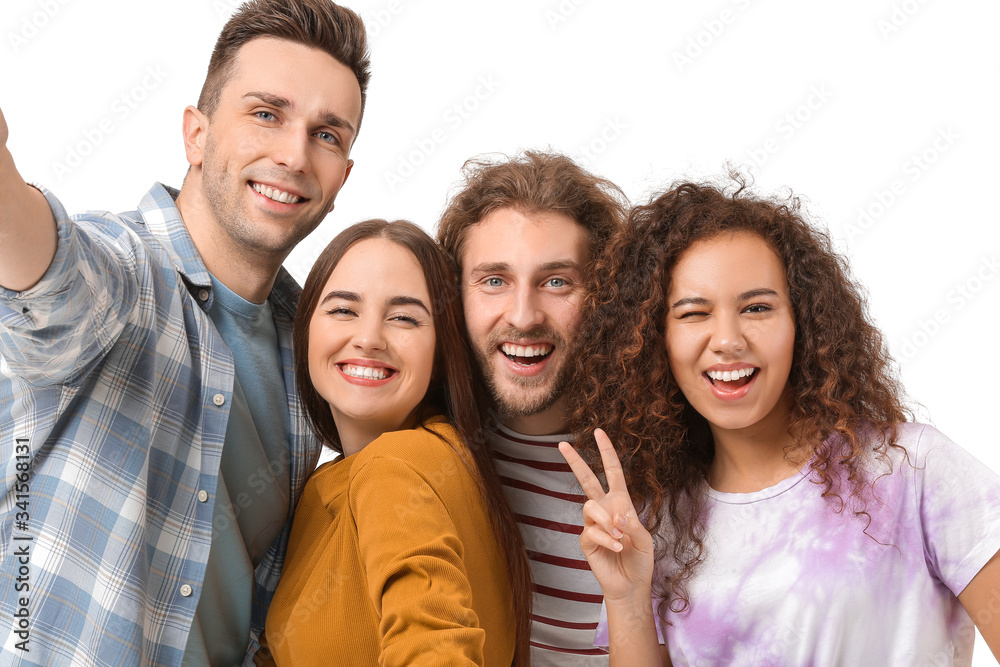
left=571, top=174, right=910, bottom=612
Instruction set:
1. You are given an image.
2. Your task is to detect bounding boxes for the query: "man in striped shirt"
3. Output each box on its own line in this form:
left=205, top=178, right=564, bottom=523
left=438, top=151, right=625, bottom=665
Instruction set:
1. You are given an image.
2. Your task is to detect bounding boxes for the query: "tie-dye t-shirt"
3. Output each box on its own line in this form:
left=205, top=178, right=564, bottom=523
left=595, top=423, right=1000, bottom=666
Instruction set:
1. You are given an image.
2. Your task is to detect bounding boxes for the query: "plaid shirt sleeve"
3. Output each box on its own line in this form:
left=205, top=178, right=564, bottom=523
left=0, top=187, right=140, bottom=386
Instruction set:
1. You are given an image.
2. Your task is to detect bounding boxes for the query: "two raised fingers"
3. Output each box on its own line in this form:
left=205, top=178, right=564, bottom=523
left=559, top=429, right=637, bottom=553
left=558, top=428, right=629, bottom=501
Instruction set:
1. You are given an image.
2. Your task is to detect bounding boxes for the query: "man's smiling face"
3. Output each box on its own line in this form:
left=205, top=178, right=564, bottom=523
left=460, top=207, right=590, bottom=432
left=195, top=37, right=362, bottom=262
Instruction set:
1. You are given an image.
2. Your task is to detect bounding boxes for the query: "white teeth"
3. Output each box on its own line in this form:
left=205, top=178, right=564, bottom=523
left=341, top=364, right=389, bottom=380
left=253, top=182, right=303, bottom=204
left=707, top=368, right=756, bottom=382
left=501, top=342, right=553, bottom=358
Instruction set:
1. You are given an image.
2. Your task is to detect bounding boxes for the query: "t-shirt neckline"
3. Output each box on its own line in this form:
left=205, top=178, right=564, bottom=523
left=706, top=461, right=813, bottom=505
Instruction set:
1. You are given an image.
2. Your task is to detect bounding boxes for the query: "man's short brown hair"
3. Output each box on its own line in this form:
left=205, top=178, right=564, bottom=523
left=198, top=0, right=370, bottom=131
left=437, top=151, right=626, bottom=271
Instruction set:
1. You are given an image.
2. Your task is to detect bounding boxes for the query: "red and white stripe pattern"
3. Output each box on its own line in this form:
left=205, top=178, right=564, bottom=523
left=488, top=419, right=609, bottom=665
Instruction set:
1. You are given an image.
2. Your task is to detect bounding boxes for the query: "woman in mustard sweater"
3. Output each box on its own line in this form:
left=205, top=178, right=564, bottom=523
left=258, top=220, right=531, bottom=666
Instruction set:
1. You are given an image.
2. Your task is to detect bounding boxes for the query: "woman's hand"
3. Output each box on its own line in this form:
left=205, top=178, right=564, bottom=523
left=559, top=429, right=655, bottom=603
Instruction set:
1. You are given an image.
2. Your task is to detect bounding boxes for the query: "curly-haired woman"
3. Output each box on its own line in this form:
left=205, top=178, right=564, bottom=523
left=559, top=177, right=1000, bottom=665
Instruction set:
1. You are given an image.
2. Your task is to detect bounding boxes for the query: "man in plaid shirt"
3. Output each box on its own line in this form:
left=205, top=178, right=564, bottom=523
left=0, top=1, right=369, bottom=664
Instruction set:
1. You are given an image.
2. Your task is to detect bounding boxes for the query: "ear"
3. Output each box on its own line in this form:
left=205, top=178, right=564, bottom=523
left=327, top=158, right=354, bottom=214
left=326, top=160, right=354, bottom=215
left=182, top=105, right=209, bottom=168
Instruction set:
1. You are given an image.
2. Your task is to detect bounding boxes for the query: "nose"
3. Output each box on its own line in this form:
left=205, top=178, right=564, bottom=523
left=504, top=284, right=545, bottom=331
left=352, top=313, right=387, bottom=352
left=709, top=312, right=746, bottom=355
left=271, top=126, right=311, bottom=173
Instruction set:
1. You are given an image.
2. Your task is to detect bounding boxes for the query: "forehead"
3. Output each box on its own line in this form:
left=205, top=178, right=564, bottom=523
left=325, top=239, right=429, bottom=297
left=670, top=232, right=788, bottom=296
left=461, top=207, right=590, bottom=273
left=223, top=37, right=363, bottom=129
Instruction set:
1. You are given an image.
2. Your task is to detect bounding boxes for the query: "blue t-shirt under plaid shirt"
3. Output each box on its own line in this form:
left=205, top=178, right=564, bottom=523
left=0, top=183, right=319, bottom=666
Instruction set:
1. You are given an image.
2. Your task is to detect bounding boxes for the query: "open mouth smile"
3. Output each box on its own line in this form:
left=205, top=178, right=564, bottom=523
left=250, top=181, right=307, bottom=205
left=705, top=367, right=757, bottom=386
left=499, top=342, right=553, bottom=367
left=703, top=367, right=759, bottom=399
left=336, top=362, right=398, bottom=385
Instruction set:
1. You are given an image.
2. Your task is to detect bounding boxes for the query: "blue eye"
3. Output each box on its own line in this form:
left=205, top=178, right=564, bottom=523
left=547, top=278, right=566, bottom=288
left=316, top=131, right=339, bottom=145
left=255, top=111, right=276, bottom=121
left=486, top=277, right=504, bottom=288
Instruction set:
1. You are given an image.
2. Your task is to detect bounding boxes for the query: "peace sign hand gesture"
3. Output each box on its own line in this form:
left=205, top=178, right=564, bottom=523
left=559, top=429, right=655, bottom=603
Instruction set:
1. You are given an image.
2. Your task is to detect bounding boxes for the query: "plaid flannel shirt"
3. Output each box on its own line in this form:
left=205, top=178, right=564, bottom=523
left=0, top=183, right=319, bottom=666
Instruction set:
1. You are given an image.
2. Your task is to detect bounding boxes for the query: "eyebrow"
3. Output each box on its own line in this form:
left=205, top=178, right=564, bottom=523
left=540, top=260, right=582, bottom=272
left=469, top=260, right=582, bottom=274
left=388, top=296, right=431, bottom=314
left=670, top=296, right=710, bottom=309
left=738, top=287, right=779, bottom=301
left=243, top=91, right=357, bottom=138
left=469, top=262, right=511, bottom=275
left=670, top=288, right=779, bottom=309
left=319, top=290, right=430, bottom=315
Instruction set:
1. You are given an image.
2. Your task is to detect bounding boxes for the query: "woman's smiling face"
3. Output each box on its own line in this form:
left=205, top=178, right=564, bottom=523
left=664, top=231, right=796, bottom=438
left=307, top=237, right=437, bottom=450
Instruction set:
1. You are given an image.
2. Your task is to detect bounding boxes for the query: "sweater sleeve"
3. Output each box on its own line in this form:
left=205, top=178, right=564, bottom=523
left=349, top=451, right=486, bottom=667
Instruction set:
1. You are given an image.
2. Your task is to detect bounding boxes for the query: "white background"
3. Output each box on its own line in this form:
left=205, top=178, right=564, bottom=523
left=4, top=0, right=999, bottom=661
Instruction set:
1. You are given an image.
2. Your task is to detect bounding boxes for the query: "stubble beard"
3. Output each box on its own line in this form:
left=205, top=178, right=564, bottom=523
left=474, top=326, right=576, bottom=419
left=200, top=135, right=324, bottom=261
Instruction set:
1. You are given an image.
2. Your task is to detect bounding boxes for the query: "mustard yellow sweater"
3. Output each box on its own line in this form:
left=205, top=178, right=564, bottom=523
left=263, top=418, right=516, bottom=666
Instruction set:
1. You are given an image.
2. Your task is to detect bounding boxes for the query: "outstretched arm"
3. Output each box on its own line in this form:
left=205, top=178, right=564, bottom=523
left=0, top=104, right=58, bottom=291
left=559, top=429, right=670, bottom=667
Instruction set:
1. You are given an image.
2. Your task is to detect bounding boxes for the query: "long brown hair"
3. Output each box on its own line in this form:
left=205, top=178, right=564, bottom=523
left=293, top=219, right=532, bottom=665
left=572, top=175, right=910, bottom=612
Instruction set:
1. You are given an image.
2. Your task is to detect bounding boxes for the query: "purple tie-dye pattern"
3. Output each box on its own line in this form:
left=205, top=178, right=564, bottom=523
left=595, top=423, right=1000, bottom=666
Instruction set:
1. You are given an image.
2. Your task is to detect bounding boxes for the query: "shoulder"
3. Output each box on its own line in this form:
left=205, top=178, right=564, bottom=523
left=868, top=422, right=1000, bottom=497
left=68, top=198, right=171, bottom=269
left=890, top=422, right=961, bottom=465
left=841, top=422, right=953, bottom=471
left=350, top=418, right=467, bottom=475
left=71, top=184, right=177, bottom=248
left=902, top=422, right=998, bottom=480
left=345, top=419, right=478, bottom=511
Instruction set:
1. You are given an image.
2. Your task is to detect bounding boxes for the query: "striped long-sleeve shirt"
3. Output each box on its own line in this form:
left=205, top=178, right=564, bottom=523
left=488, top=418, right=609, bottom=665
